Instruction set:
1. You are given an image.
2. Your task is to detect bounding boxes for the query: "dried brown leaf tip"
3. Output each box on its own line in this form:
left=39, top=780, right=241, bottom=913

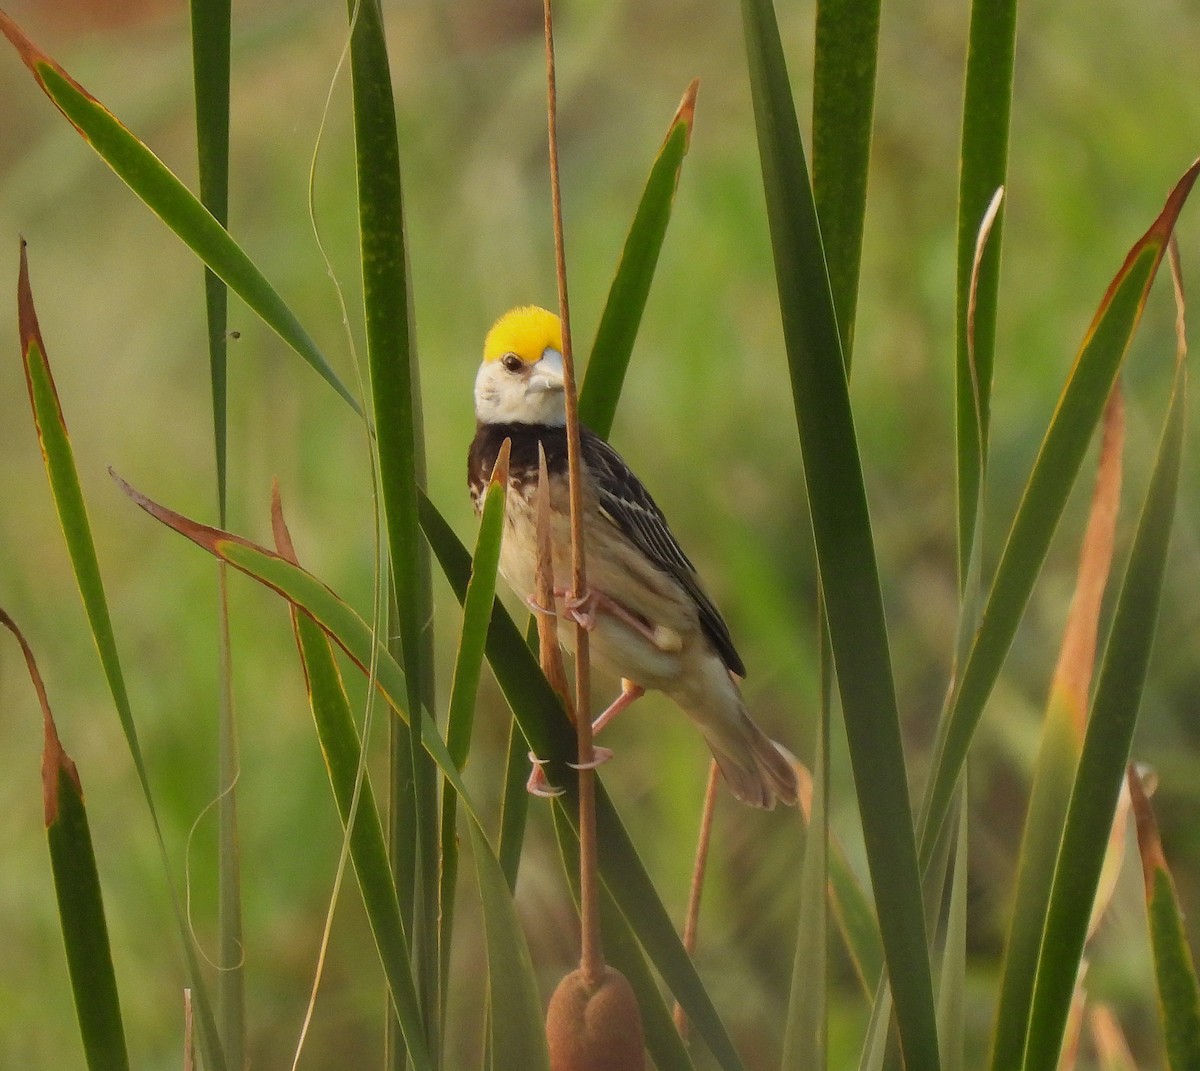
left=490, top=435, right=512, bottom=489
left=0, top=11, right=101, bottom=116
left=0, top=608, right=81, bottom=825
left=17, top=240, right=69, bottom=430
left=1082, top=158, right=1200, bottom=349
left=113, top=468, right=270, bottom=563
left=270, top=477, right=299, bottom=565
left=1128, top=764, right=1169, bottom=903
left=671, top=78, right=699, bottom=149
left=546, top=966, right=645, bottom=1071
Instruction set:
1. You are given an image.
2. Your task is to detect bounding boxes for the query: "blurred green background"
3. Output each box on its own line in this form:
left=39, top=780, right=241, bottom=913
left=1, top=0, right=1199, bottom=1067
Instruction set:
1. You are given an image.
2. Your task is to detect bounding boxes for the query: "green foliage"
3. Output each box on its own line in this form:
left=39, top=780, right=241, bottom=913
left=1, top=2, right=1198, bottom=1070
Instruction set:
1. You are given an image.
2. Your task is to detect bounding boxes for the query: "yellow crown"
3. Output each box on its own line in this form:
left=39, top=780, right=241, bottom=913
left=483, top=305, right=562, bottom=364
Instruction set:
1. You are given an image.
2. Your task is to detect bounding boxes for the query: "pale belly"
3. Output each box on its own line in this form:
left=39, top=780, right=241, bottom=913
left=497, top=483, right=699, bottom=693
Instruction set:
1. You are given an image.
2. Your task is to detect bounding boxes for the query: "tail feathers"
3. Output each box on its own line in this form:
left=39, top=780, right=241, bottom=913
left=706, top=712, right=800, bottom=811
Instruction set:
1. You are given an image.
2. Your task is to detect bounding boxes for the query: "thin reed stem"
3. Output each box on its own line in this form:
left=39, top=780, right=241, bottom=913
left=674, top=759, right=720, bottom=1036
left=543, top=0, right=604, bottom=987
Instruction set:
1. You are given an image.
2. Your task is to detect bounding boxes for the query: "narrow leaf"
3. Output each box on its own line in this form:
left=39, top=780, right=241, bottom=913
left=579, top=79, right=698, bottom=439
left=290, top=608, right=433, bottom=1071
left=812, top=0, right=880, bottom=358
left=1022, top=361, right=1186, bottom=1070
left=793, top=759, right=884, bottom=995
left=0, top=14, right=357, bottom=413
left=440, top=444, right=509, bottom=1010
left=1, top=611, right=129, bottom=1071
left=921, top=158, right=1200, bottom=870
left=343, top=6, right=439, bottom=1050
left=936, top=788, right=969, bottom=1071
left=989, top=391, right=1124, bottom=1071
left=17, top=244, right=227, bottom=1071
left=1129, top=767, right=1200, bottom=1071
left=470, top=821, right=551, bottom=1071
left=189, top=0, right=232, bottom=517
left=273, top=495, right=544, bottom=1070
left=954, top=0, right=1018, bottom=580
left=782, top=719, right=828, bottom=1069
left=740, top=2, right=938, bottom=1066
left=188, top=3, right=241, bottom=1058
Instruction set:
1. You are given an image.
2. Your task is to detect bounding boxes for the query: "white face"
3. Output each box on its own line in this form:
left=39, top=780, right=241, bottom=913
left=474, top=347, right=566, bottom=425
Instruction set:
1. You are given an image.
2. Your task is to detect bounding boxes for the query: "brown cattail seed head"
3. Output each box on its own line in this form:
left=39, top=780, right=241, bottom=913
left=546, top=965, right=645, bottom=1071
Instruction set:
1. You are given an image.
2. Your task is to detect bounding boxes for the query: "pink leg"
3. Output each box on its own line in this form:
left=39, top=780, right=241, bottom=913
left=556, top=585, right=681, bottom=653
left=592, top=679, right=645, bottom=734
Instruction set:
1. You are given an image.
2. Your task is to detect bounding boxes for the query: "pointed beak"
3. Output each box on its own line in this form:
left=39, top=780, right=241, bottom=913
left=527, top=347, right=565, bottom=395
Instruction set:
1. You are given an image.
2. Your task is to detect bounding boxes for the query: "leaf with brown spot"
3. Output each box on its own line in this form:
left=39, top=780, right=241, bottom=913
left=1051, top=391, right=1125, bottom=736
left=0, top=608, right=129, bottom=1071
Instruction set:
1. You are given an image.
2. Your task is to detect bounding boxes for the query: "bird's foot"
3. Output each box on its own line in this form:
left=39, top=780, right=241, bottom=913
left=524, top=594, right=557, bottom=618
left=526, top=752, right=565, bottom=798
left=561, top=588, right=681, bottom=652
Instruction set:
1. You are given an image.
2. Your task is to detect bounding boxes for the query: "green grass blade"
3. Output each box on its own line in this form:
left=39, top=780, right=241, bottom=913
left=440, top=454, right=508, bottom=1016
left=812, top=0, right=879, bottom=359
left=1149, top=866, right=1200, bottom=1069
left=783, top=715, right=828, bottom=1069
left=936, top=788, right=969, bottom=1071
left=0, top=13, right=358, bottom=414
left=469, top=821, right=551, bottom=1071
left=189, top=0, right=232, bottom=519
left=44, top=747, right=130, bottom=1071
left=283, top=493, right=545, bottom=1070
left=920, top=159, right=1200, bottom=871
left=987, top=704, right=1078, bottom=1069
left=740, top=2, right=938, bottom=1066
left=1129, top=769, right=1200, bottom=1071
left=989, top=391, right=1123, bottom=1070
left=188, top=2, right=241, bottom=1061
left=497, top=719, right=532, bottom=890
left=16, top=247, right=228, bottom=1071
left=344, top=0, right=439, bottom=1055
left=290, top=609, right=433, bottom=1071
left=0, top=612, right=130, bottom=1071
left=1022, top=363, right=1186, bottom=1071
left=578, top=80, right=697, bottom=439
left=280, top=513, right=546, bottom=1071
left=953, top=0, right=1018, bottom=582
left=829, top=836, right=884, bottom=997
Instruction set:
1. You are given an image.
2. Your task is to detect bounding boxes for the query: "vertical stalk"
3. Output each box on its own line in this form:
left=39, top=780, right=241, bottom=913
left=543, top=0, right=604, bottom=986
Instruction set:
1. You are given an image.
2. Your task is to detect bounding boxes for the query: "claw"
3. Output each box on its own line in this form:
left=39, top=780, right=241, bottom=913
left=568, top=745, right=614, bottom=771
left=526, top=753, right=566, bottom=798
left=524, top=594, right=557, bottom=618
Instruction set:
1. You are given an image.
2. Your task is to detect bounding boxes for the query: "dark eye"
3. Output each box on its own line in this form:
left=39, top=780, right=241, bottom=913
left=500, top=352, right=523, bottom=373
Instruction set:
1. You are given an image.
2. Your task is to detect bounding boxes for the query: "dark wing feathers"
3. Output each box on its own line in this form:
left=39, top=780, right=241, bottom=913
left=581, top=428, right=746, bottom=678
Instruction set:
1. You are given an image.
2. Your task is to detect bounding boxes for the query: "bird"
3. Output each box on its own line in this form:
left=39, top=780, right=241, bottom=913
left=467, top=305, right=799, bottom=809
